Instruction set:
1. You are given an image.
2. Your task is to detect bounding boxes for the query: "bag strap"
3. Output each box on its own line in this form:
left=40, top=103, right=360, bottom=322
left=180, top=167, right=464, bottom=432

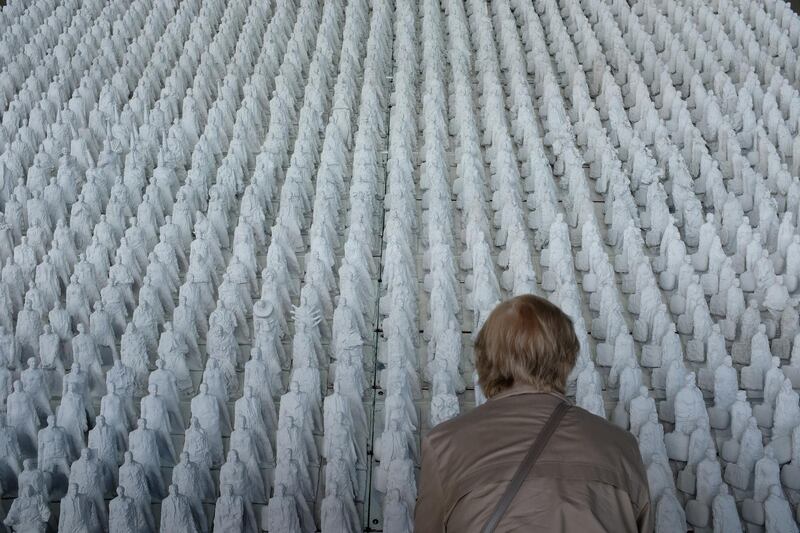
left=481, top=401, right=571, bottom=533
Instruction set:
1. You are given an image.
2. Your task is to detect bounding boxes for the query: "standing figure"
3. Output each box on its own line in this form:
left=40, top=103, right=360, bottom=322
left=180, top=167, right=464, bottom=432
left=109, top=486, right=140, bottom=533
left=7, top=381, right=39, bottom=457
left=118, top=451, right=155, bottom=532
left=59, top=482, right=102, bottom=533
left=128, top=419, right=166, bottom=498
left=160, top=484, right=199, bottom=533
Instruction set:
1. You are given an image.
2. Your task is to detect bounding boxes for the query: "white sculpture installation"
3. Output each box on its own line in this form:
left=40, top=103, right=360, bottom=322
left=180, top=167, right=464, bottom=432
left=0, top=0, right=798, bottom=528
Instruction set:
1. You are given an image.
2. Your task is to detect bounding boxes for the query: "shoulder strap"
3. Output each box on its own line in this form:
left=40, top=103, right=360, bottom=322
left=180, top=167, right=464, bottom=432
left=481, top=401, right=571, bottom=533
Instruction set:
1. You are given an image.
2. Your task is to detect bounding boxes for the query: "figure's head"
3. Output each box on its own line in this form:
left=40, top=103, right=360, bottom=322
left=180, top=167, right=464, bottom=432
left=474, top=295, right=579, bottom=397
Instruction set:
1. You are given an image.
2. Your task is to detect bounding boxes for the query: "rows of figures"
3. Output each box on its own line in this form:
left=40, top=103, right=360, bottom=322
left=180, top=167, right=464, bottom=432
left=0, top=0, right=800, bottom=530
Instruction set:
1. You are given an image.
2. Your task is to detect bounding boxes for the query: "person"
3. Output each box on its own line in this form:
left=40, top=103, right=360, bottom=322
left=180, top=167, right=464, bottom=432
left=415, top=295, right=652, bottom=532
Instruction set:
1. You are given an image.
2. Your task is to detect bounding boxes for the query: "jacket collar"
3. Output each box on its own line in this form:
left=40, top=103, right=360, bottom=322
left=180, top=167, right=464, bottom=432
left=489, top=383, right=569, bottom=403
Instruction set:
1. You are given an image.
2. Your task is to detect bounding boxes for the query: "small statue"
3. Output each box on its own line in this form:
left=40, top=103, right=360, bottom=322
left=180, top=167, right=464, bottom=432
left=229, top=416, right=269, bottom=501
left=100, top=384, right=133, bottom=449
left=213, top=483, right=258, bottom=533
left=17, top=459, right=48, bottom=503
left=233, top=385, right=271, bottom=450
left=764, top=485, right=798, bottom=533
left=118, top=451, right=155, bottom=532
left=71, top=323, right=105, bottom=396
left=173, top=452, right=212, bottom=527
left=266, top=483, right=302, bottom=532
left=57, top=381, right=89, bottom=458
left=695, top=449, right=722, bottom=506
left=711, top=484, right=742, bottom=532
left=182, top=416, right=214, bottom=475
left=37, top=325, right=64, bottom=393
left=190, top=383, right=225, bottom=466
left=0, top=413, right=22, bottom=489
left=219, top=450, right=255, bottom=505
left=725, top=417, right=764, bottom=489
left=128, top=418, right=166, bottom=499
left=37, top=415, right=70, bottom=496
left=429, top=371, right=459, bottom=427
left=383, top=487, right=413, bottom=533
left=159, top=484, right=199, bottom=533
left=59, top=482, right=102, bottom=533
left=628, top=387, right=657, bottom=436
left=69, top=448, right=109, bottom=525
left=321, top=479, right=359, bottom=533
left=655, top=490, right=687, bottom=532
left=20, top=358, right=51, bottom=424
left=7, top=380, right=40, bottom=457
left=158, top=323, right=193, bottom=392
left=109, top=486, right=140, bottom=533
left=88, top=415, right=121, bottom=484
left=756, top=447, right=781, bottom=503
left=140, top=384, right=177, bottom=465
left=4, top=485, right=49, bottom=533
left=666, top=373, right=708, bottom=461
left=773, top=380, right=800, bottom=440
left=708, top=357, right=737, bottom=429
left=148, top=359, right=184, bottom=430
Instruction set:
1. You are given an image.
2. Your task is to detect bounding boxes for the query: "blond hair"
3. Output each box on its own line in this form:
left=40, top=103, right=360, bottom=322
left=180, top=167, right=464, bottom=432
left=475, top=294, right=580, bottom=398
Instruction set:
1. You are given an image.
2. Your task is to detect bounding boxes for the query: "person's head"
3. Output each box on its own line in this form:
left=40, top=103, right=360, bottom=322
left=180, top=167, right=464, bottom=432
left=474, top=295, right=579, bottom=398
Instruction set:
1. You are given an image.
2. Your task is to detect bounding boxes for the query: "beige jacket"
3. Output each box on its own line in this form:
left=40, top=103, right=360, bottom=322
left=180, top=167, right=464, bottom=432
left=414, top=385, right=653, bottom=532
